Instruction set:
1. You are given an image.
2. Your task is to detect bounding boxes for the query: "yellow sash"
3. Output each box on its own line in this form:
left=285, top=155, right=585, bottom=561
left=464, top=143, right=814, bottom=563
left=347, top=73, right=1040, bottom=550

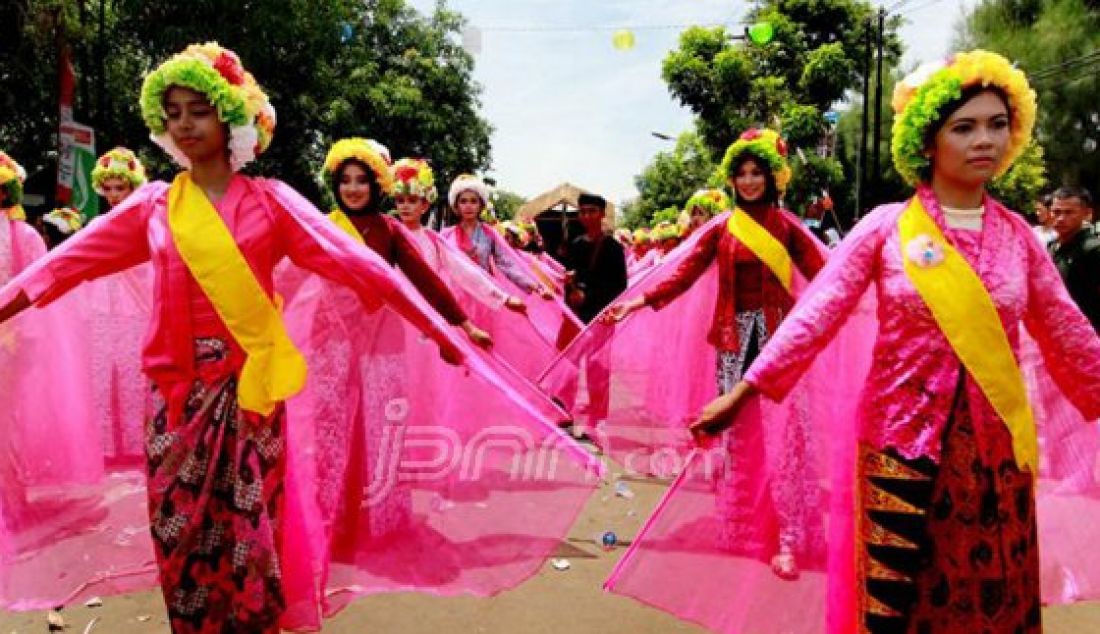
left=727, top=208, right=793, bottom=292
left=328, top=209, right=365, bottom=244
left=167, top=173, right=307, bottom=416
left=899, top=196, right=1037, bottom=471
left=4, top=205, right=26, bottom=221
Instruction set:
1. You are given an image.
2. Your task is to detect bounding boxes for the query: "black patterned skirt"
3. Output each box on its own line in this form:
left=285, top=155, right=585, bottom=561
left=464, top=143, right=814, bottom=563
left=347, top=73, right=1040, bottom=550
left=145, top=338, right=286, bottom=634
left=857, top=389, right=1041, bottom=634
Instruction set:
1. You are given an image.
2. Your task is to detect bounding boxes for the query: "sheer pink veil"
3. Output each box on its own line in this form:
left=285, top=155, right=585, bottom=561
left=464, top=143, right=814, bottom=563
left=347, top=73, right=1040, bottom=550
left=423, top=229, right=562, bottom=385
left=441, top=224, right=583, bottom=350
left=0, top=222, right=156, bottom=610
left=604, top=209, right=1100, bottom=633
left=0, top=194, right=603, bottom=631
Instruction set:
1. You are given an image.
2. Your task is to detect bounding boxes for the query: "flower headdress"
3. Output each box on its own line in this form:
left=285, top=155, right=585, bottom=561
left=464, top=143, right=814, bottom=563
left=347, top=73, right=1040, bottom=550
left=0, top=150, right=26, bottom=213
left=140, top=42, right=276, bottom=172
left=683, top=188, right=731, bottom=217
left=323, top=137, right=395, bottom=195
left=890, top=49, right=1036, bottom=186
left=42, top=207, right=85, bottom=235
left=91, top=147, right=147, bottom=195
left=391, top=157, right=437, bottom=202
left=716, top=128, right=792, bottom=194
left=652, top=222, right=682, bottom=242
left=448, top=174, right=492, bottom=209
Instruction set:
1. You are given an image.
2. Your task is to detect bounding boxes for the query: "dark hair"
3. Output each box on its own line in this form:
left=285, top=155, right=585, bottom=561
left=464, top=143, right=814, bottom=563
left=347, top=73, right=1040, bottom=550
left=730, top=152, right=779, bottom=206
left=1038, top=193, right=1053, bottom=207
left=1052, top=186, right=1094, bottom=208
left=578, top=193, right=607, bottom=210
left=920, top=85, right=1011, bottom=181
left=44, top=223, right=71, bottom=249
left=332, top=159, right=385, bottom=215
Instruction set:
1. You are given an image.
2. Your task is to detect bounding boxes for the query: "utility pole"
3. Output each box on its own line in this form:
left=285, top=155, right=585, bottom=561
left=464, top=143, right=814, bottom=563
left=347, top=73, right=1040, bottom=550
left=871, top=7, right=886, bottom=209
left=855, top=16, right=872, bottom=219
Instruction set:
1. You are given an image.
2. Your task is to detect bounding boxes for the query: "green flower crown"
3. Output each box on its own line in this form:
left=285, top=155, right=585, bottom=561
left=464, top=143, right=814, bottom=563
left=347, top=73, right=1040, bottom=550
left=890, top=50, right=1036, bottom=186
left=716, top=128, right=792, bottom=194
left=140, top=42, right=275, bottom=171
left=683, top=188, right=731, bottom=217
left=91, top=147, right=147, bottom=194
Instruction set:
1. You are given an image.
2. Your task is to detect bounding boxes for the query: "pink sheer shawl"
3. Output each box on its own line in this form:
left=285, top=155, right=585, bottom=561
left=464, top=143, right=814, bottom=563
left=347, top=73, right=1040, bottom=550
left=441, top=225, right=583, bottom=351
left=0, top=196, right=602, bottom=631
left=602, top=207, right=1100, bottom=634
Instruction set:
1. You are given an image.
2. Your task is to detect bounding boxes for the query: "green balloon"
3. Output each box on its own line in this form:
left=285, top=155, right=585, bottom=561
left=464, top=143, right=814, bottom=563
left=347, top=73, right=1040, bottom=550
left=747, top=21, right=775, bottom=45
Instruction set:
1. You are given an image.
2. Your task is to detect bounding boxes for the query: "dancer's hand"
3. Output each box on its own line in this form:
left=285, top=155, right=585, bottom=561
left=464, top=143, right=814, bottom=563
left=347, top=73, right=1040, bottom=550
left=536, top=285, right=554, bottom=300
left=504, top=296, right=528, bottom=314
left=604, top=297, right=644, bottom=324
left=461, top=321, right=493, bottom=350
left=689, top=381, right=756, bottom=441
left=435, top=335, right=464, bottom=366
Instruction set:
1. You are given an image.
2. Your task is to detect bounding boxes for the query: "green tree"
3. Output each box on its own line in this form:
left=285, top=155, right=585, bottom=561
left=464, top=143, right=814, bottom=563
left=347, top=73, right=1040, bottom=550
left=659, top=0, right=902, bottom=215
left=989, top=140, right=1048, bottom=212
left=489, top=188, right=526, bottom=222
left=0, top=0, right=492, bottom=208
left=619, top=130, right=717, bottom=229
left=957, top=0, right=1099, bottom=195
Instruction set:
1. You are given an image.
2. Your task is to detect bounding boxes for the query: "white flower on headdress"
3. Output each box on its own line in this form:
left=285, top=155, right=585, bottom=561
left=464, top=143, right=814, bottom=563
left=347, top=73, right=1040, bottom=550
left=900, top=59, right=949, bottom=92
left=368, top=140, right=392, bottom=165
left=227, top=125, right=259, bottom=172
left=904, top=234, right=945, bottom=268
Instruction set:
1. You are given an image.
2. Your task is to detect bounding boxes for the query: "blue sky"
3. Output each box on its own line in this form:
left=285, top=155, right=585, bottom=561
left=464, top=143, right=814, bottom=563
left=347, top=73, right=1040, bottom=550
left=407, top=0, right=976, bottom=204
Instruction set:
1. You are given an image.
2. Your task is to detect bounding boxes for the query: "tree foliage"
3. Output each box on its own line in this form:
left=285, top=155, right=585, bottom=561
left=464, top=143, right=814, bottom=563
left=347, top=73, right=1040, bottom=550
left=659, top=0, right=901, bottom=214
left=619, top=131, right=717, bottom=229
left=989, top=140, right=1049, bottom=212
left=489, top=188, right=526, bottom=222
left=957, top=0, right=1099, bottom=195
left=0, top=0, right=492, bottom=207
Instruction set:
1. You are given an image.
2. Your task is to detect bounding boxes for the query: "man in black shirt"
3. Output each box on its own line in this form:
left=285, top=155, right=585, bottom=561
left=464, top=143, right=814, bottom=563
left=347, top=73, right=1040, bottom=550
left=563, top=193, right=628, bottom=324
left=559, top=193, right=627, bottom=438
left=1049, top=186, right=1100, bottom=333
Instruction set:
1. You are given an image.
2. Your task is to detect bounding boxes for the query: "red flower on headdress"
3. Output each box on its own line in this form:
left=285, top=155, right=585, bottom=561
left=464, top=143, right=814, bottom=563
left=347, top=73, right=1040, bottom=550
left=213, top=51, right=245, bottom=86
left=776, top=137, right=788, bottom=157
left=395, top=165, right=419, bottom=183
left=740, top=129, right=762, bottom=141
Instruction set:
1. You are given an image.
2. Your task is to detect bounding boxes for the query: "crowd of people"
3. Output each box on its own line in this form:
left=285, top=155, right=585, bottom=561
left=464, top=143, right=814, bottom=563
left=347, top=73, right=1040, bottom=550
left=1, top=42, right=1099, bottom=634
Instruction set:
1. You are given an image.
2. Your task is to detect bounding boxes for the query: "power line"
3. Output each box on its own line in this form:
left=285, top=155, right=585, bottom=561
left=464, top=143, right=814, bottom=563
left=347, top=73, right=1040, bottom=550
left=897, top=0, right=946, bottom=16
left=1029, top=50, right=1100, bottom=80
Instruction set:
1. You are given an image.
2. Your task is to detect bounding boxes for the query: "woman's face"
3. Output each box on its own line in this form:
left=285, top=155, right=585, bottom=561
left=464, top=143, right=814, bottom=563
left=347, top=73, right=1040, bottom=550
left=690, top=205, right=709, bottom=228
left=456, top=191, right=483, bottom=221
left=730, top=158, right=768, bottom=204
left=100, top=177, right=134, bottom=209
left=338, top=163, right=373, bottom=212
left=164, top=86, right=227, bottom=164
left=928, top=90, right=1010, bottom=190
left=395, top=194, right=429, bottom=225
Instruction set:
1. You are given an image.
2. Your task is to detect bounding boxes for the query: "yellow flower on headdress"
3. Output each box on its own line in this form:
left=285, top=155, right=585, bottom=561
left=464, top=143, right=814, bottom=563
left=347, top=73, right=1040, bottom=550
left=323, top=138, right=395, bottom=195
left=0, top=150, right=26, bottom=212
left=890, top=49, right=1036, bottom=185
